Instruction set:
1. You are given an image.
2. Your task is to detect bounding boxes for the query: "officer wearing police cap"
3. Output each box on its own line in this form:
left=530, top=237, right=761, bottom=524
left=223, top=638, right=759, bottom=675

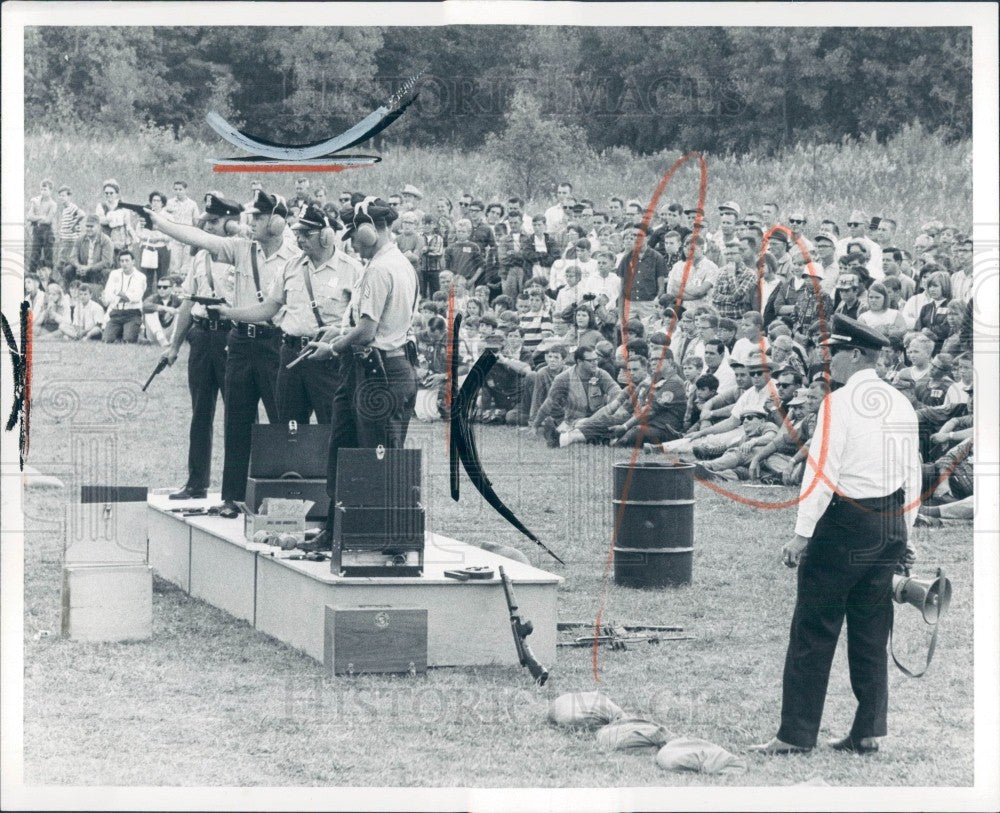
left=305, top=196, right=418, bottom=534
left=150, top=188, right=296, bottom=517
left=218, top=203, right=361, bottom=423
left=751, top=313, right=921, bottom=756
left=160, top=192, right=242, bottom=500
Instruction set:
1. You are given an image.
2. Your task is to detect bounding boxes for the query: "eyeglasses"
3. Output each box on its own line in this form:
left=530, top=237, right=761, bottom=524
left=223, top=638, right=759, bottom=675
left=104, top=191, right=116, bottom=196
left=388, top=201, right=400, bottom=207
left=846, top=222, right=862, bottom=227
left=338, top=196, right=351, bottom=203
left=789, top=219, right=805, bottom=225
left=777, top=381, right=796, bottom=389
left=157, top=285, right=171, bottom=290
left=581, top=356, right=598, bottom=362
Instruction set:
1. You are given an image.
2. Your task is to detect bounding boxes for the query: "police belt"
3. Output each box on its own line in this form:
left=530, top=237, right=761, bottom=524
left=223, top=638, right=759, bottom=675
left=281, top=332, right=314, bottom=349
left=363, top=347, right=407, bottom=359
left=232, top=321, right=278, bottom=339
left=191, top=315, right=233, bottom=332
left=829, top=487, right=904, bottom=511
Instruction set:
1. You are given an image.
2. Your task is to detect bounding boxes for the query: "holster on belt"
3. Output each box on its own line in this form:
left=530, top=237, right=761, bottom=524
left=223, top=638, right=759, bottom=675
left=404, top=339, right=418, bottom=367
left=355, top=347, right=387, bottom=382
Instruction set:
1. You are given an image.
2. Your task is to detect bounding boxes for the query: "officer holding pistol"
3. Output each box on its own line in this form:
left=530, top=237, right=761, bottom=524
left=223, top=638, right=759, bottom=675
left=302, top=196, right=418, bottom=549
left=160, top=192, right=241, bottom=500
left=150, top=189, right=296, bottom=518
left=217, top=203, right=361, bottom=423
left=751, top=314, right=921, bottom=756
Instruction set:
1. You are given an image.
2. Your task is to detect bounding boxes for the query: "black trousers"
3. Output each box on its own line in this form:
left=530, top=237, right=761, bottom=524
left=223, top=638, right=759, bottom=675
left=325, top=353, right=417, bottom=513
left=276, top=342, right=340, bottom=424
left=184, top=324, right=227, bottom=491
left=777, top=490, right=907, bottom=748
left=221, top=331, right=280, bottom=502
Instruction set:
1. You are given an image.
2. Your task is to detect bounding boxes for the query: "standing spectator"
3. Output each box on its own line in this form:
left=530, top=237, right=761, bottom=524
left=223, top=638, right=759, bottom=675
left=665, top=234, right=719, bottom=306
left=67, top=215, right=115, bottom=285
left=913, top=270, right=952, bottom=353
left=419, top=214, right=444, bottom=298
left=618, top=223, right=668, bottom=321
left=751, top=253, right=788, bottom=326
left=101, top=250, right=146, bottom=343
left=811, top=232, right=840, bottom=296
left=523, top=215, right=559, bottom=280
left=400, top=184, right=425, bottom=223
left=138, top=191, right=173, bottom=295
left=788, top=264, right=834, bottom=339
left=443, top=219, right=482, bottom=283
left=95, top=179, right=138, bottom=264
left=466, top=200, right=498, bottom=288
left=761, top=202, right=780, bottom=231
left=26, top=178, right=57, bottom=273
left=54, top=185, right=85, bottom=273
left=433, top=197, right=456, bottom=247
left=164, top=180, right=200, bottom=275
left=832, top=271, right=866, bottom=319
left=949, top=238, right=974, bottom=303
left=836, top=209, right=882, bottom=279
left=710, top=201, right=741, bottom=253
left=881, top=248, right=916, bottom=301
left=396, top=211, right=426, bottom=271
left=711, top=241, right=756, bottom=319
left=544, top=181, right=574, bottom=237
left=857, top=282, right=906, bottom=339
left=519, top=288, right=554, bottom=351
left=582, top=250, right=622, bottom=308
left=61, top=283, right=105, bottom=341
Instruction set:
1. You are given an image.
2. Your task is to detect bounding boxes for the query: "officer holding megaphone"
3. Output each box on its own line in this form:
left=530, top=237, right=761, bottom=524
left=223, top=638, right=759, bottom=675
left=751, top=314, right=923, bottom=757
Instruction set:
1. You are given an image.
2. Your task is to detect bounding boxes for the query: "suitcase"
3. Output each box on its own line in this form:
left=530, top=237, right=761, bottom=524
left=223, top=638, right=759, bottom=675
left=324, top=607, right=428, bottom=675
left=332, top=504, right=425, bottom=550
left=335, top=448, right=421, bottom=507
left=244, top=475, right=329, bottom=520
left=250, top=421, right=330, bottom=479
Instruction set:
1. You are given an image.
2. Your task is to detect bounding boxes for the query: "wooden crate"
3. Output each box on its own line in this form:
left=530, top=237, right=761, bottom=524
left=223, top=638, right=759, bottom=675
left=324, top=606, right=428, bottom=676
left=61, top=563, right=152, bottom=642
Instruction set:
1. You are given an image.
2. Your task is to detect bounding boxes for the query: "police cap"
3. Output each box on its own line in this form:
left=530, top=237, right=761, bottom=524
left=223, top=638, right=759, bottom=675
left=338, top=196, right=399, bottom=238
left=203, top=192, right=243, bottom=219
left=820, top=313, right=889, bottom=353
left=292, top=203, right=340, bottom=232
left=244, top=189, right=289, bottom=218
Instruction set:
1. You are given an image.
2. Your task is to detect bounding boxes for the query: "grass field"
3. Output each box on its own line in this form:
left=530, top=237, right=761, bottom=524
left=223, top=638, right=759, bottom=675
left=20, top=339, right=974, bottom=787
left=24, top=124, right=971, bottom=251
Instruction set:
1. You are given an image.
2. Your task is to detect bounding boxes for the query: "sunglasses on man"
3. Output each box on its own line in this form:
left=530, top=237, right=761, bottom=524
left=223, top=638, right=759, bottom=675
left=788, top=219, right=805, bottom=226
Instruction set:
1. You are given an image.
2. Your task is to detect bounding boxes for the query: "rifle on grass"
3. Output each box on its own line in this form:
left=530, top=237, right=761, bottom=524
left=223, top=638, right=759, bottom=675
left=499, top=566, right=548, bottom=686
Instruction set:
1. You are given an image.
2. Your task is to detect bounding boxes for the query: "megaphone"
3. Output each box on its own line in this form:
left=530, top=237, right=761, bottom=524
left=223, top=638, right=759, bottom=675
left=893, top=567, right=952, bottom=624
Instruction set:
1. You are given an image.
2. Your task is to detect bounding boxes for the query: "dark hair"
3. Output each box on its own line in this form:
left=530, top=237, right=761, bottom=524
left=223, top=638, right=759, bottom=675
left=704, top=340, right=726, bottom=356
left=696, top=373, right=719, bottom=391
left=625, top=339, right=649, bottom=358
left=718, top=317, right=737, bottom=333
left=148, top=190, right=166, bottom=206
left=573, top=345, right=594, bottom=363
left=118, top=250, right=134, bottom=260
left=625, top=318, right=645, bottom=337
left=426, top=315, right=447, bottom=332
left=173, top=180, right=188, bottom=189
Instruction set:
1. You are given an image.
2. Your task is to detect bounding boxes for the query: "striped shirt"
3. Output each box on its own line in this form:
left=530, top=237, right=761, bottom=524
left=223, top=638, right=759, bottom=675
left=519, top=307, right=553, bottom=350
left=58, top=202, right=85, bottom=240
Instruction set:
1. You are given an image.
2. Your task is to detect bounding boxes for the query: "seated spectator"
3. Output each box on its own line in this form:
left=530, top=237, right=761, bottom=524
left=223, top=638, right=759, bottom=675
left=749, top=383, right=824, bottom=485
left=142, top=275, right=182, bottom=346
left=912, top=352, right=967, bottom=457
left=528, top=345, right=569, bottom=424
left=536, top=346, right=622, bottom=446
left=479, top=331, right=534, bottom=424
left=940, top=299, right=971, bottom=356
left=608, top=349, right=687, bottom=446
left=61, top=283, right=105, bottom=341
left=553, top=264, right=588, bottom=315
left=24, top=275, right=45, bottom=312
left=730, top=310, right=767, bottom=366
left=917, top=434, right=973, bottom=526
left=33, top=282, right=71, bottom=338
left=443, top=218, right=482, bottom=284
left=685, top=371, right=719, bottom=430
left=101, top=250, right=146, bottom=343
left=767, top=335, right=807, bottom=379
left=696, top=359, right=752, bottom=424
left=67, top=214, right=115, bottom=285
left=702, top=340, right=737, bottom=392
left=717, top=317, right=738, bottom=350
left=691, top=406, right=779, bottom=480
left=582, top=250, right=622, bottom=308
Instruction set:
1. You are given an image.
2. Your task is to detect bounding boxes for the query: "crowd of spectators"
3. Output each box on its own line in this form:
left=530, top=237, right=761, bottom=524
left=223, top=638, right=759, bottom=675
left=24, top=175, right=975, bottom=523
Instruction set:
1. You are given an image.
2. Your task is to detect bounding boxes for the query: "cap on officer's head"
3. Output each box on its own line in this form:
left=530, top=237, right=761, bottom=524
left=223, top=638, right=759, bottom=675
left=244, top=189, right=288, bottom=218
left=769, top=230, right=791, bottom=246
left=292, top=203, right=339, bottom=232
left=339, top=196, right=399, bottom=238
left=718, top=201, right=741, bottom=217
left=814, top=231, right=837, bottom=246
left=203, top=192, right=243, bottom=219
left=821, top=313, right=889, bottom=353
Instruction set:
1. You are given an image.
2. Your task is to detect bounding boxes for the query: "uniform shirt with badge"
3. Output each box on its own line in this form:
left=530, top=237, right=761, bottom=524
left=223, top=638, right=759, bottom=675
left=214, top=238, right=296, bottom=309
left=182, top=248, right=236, bottom=318
left=349, top=242, right=418, bottom=352
left=269, top=250, right=361, bottom=337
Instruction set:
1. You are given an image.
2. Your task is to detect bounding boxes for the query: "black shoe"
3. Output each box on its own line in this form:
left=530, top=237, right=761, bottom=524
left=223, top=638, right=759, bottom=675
left=297, top=530, right=332, bottom=553
left=169, top=486, right=208, bottom=500
left=828, top=735, right=879, bottom=754
left=217, top=501, right=241, bottom=519
left=693, top=462, right=716, bottom=481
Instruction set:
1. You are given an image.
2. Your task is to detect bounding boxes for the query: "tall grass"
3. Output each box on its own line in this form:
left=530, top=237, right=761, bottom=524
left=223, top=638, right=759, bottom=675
left=25, top=123, right=970, bottom=249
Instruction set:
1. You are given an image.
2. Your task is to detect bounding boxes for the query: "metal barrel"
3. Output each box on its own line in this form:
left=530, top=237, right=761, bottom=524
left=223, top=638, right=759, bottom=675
left=612, top=461, right=694, bottom=588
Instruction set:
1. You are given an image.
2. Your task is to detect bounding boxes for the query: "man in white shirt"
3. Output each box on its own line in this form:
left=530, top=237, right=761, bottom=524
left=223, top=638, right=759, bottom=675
left=102, top=251, right=147, bottom=343
left=553, top=265, right=587, bottom=317
left=582, top=251, right=622, bottom=308
left=165, top=180, right=201, bottom=276
left=544, top=182, right=574, bottom=237
left=665, top=234, right=720, bottom=305
left=836, top=210, right=883, bottom=280
left=753, top=314, right=920, bottom=756
left=949, top=238, right=974, bottom=303
left=62, top=284, right=105, bottom=340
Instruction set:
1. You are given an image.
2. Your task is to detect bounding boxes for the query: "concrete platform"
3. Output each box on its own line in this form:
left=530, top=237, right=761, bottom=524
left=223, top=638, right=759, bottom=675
left=147, top=492, right=561, bottom=668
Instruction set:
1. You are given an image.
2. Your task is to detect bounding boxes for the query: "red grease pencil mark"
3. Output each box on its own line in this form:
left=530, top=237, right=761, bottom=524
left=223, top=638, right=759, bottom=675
left=445, top=284, right=457, bottom=454
left=2, top=301, right=32, bottom=468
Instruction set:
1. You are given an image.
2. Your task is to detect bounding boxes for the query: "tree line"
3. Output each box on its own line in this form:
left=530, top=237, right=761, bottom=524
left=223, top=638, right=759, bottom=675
left=25, top=26, right=971, bottom=154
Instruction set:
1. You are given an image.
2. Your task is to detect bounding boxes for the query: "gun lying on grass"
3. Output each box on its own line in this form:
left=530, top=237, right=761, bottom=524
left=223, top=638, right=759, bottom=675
left=118, top=201, right=154, bottom=229
left=557, top=622, right=693, bottom=651
left=142, top=357, right=170, bottom=392
left=499, top=566, right=548, bottom=686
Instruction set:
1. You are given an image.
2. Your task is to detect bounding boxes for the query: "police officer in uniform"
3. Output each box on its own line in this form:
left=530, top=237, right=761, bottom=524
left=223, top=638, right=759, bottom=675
left=751, top=314, right=921, bottom=756
left=303, top=197, right=418, bottom=549
left=150, top=189, right=296, bottom=518
left=161, top=193, right=242, bottom=500
left=217, top=203, right=361, bottom=423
